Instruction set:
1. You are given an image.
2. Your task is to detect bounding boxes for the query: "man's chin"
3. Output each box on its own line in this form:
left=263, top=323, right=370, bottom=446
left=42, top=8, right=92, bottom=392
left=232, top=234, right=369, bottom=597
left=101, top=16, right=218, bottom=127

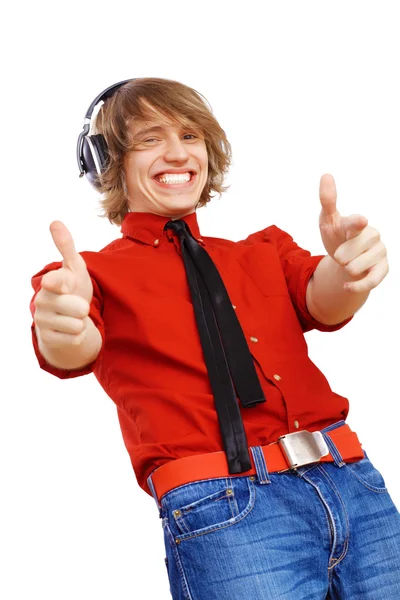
left=159, top=201, right=197, bottom=218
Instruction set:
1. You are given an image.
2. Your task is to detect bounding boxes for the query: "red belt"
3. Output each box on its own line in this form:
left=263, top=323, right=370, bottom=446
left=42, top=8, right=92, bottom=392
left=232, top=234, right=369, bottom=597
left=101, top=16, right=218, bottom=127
left=150, top=424, right=364, bottom=504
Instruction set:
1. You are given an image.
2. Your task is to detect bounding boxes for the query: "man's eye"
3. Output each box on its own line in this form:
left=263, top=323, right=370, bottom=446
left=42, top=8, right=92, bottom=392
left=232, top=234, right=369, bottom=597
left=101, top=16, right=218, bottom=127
left=183, top=134, right=198, bottom=140
left=143, top=137, right=158, bottom=143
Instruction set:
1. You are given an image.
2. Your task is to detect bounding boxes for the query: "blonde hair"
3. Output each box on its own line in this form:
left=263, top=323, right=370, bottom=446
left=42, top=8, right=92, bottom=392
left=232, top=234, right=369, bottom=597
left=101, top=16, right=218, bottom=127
left=93, top=78, right=232, bottom=225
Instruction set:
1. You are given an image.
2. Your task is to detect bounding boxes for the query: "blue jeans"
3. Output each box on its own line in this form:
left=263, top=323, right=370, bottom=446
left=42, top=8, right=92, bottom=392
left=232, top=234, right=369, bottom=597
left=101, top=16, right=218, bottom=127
left=151, top=430, right=400, bottom=599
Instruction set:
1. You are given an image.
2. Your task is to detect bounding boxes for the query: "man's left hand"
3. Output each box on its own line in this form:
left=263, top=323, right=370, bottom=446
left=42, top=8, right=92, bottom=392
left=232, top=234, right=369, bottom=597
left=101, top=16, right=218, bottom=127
left=318, top=173, right=389, bottom=293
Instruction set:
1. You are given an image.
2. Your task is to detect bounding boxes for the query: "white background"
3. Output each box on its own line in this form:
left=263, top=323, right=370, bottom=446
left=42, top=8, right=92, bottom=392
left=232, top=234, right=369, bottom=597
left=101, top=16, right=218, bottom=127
left=2, top=1, right=399, bottom=598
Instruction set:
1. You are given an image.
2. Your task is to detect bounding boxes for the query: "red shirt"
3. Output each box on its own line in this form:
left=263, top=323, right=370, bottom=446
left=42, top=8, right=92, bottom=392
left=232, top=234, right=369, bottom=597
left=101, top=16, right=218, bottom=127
left=30, top=211, right=351, bottom=496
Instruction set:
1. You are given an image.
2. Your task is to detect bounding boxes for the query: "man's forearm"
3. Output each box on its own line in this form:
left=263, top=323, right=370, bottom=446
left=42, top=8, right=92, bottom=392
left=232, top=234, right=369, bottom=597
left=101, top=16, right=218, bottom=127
left=306, top=255, right=370, bottom=325
left=36, top=317, right=102, bottom=370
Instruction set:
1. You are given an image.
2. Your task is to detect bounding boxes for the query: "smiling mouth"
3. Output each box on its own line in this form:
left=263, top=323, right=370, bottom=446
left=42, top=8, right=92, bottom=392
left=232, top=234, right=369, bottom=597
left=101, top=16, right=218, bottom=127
left=154, top=171, right=195, bottom=185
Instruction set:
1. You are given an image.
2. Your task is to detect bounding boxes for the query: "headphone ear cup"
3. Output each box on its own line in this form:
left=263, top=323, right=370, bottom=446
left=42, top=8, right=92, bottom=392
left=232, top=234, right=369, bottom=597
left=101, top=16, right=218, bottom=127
left=81, top=134, right=110, bottom=189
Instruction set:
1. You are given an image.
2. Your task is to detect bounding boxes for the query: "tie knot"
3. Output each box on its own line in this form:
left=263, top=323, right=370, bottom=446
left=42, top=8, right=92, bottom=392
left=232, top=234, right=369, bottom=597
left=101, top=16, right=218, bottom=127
left=165, top=219, right=189, bottom=236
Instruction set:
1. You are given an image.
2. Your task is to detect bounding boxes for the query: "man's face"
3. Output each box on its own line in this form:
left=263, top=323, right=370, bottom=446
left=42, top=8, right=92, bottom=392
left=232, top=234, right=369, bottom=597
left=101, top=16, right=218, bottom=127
left=123, top=108, right=209, bottom=218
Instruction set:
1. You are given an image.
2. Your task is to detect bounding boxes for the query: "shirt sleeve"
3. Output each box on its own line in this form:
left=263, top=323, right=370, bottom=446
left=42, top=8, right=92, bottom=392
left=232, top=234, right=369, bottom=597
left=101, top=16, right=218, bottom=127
left=240, top=225, right=353, bottom=333
left=30, top=260, right=105, bottom=379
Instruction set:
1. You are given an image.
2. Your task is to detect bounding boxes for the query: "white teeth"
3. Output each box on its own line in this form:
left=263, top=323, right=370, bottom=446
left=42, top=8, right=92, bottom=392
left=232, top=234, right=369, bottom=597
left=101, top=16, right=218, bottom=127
left=157, top=172, right=191, bottom=184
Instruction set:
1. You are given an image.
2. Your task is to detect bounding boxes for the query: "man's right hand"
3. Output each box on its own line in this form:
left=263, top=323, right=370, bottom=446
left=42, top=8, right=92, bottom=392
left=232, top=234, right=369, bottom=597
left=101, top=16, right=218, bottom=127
left=34, top=221, right=95, bottom=351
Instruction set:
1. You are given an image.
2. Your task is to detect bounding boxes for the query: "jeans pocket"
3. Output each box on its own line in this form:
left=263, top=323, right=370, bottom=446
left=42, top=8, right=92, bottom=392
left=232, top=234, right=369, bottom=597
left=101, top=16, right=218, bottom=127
left=345, top=454, right=388, bottom=493
left=167, top=476, right=255, bottom=541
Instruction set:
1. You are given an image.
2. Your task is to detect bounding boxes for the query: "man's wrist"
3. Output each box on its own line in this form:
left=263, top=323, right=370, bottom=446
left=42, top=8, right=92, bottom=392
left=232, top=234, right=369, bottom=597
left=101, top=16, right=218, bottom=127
left=36, top=318, right=102, bottom=370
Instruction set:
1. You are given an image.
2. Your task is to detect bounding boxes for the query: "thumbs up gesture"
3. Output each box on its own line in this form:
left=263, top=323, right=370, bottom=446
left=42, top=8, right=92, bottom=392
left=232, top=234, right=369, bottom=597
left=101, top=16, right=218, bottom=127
left=34, top=221, right=94, bottom=351
left=318, top=174, right=388, bottom=293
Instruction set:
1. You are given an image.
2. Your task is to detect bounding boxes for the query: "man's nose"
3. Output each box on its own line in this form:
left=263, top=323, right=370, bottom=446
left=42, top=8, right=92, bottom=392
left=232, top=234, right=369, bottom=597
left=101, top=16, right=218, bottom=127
left=163, top=137, right=190, bottom=162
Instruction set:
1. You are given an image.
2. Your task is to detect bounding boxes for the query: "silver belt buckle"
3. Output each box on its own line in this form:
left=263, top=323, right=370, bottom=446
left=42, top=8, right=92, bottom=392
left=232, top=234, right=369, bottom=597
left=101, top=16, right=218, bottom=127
left=278, top=430, right=330, bottom=471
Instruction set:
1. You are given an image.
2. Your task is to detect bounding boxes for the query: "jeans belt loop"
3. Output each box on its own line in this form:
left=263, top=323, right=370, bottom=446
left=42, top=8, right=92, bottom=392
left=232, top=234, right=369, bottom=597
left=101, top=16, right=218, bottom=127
left=147, top=469, right=163, bottom=517
left=250, top=446, right=271, bottom=484
left=278, top=430, right=330, bottom=472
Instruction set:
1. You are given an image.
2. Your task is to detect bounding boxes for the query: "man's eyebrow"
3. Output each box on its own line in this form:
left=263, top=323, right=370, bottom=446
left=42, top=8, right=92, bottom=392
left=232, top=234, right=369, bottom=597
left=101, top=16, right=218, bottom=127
left=133, top=123, right=201, bottom=138
left=133, top=125, right=165, bottom=138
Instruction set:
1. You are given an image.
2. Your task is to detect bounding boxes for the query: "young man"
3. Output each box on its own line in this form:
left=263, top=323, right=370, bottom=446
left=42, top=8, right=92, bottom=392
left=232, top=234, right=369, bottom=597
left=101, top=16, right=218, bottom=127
left=31, top=78, right=400, bottom=599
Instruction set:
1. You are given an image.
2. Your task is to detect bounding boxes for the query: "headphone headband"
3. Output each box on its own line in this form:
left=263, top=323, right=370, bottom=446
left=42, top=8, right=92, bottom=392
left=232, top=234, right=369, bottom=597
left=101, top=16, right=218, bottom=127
left=83, top=78, right=133, bottom=120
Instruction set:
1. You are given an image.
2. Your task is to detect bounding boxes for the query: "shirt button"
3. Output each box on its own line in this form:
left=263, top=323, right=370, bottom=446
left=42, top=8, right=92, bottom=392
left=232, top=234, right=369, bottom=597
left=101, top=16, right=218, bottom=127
left=273, top=374, right=281, bottom=381
left=154, top=239, right=160, bottom=246
left=250, top=336, right=258, bottom=343
left=294, top=420, right=299, bottom=429
left=198, top=238, right=204, bottom=243
left=232, top=304, right=237, bottom=310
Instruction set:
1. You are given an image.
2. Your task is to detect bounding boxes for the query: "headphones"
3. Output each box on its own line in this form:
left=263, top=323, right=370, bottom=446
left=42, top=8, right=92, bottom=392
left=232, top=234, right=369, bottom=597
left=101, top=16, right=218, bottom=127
left=76, top=79, right=135, bottom=189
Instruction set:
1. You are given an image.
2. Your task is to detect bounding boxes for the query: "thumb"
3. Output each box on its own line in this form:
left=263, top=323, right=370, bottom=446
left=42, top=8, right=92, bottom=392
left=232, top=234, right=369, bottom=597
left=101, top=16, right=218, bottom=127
left=49, top=221, right=85, bottom=271
left=319, top=173, right=339, bottom=217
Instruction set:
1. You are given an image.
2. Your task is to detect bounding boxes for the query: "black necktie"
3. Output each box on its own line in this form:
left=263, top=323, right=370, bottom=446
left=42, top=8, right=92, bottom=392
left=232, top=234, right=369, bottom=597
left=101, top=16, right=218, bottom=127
left=165, top=219, right=266, bottom=474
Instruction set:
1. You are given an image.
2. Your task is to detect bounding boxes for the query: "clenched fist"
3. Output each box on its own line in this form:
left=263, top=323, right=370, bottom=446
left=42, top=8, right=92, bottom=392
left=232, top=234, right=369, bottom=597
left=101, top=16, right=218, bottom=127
left=34, top=222, right=101, bottom=369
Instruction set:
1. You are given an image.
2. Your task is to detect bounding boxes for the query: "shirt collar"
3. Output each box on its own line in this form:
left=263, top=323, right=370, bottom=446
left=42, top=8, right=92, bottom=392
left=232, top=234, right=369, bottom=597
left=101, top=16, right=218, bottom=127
left=121, top=211, right=205, bottom=246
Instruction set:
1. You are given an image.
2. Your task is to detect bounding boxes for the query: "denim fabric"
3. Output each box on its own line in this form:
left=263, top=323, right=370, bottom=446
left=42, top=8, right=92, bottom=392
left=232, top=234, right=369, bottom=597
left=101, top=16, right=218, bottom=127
left=154, top=450, right=400, bottom=599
